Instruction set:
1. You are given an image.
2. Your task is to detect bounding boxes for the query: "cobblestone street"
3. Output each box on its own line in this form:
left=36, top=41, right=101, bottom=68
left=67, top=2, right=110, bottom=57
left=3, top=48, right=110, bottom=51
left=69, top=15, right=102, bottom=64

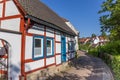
left=48, top=51, right=114, bottom=80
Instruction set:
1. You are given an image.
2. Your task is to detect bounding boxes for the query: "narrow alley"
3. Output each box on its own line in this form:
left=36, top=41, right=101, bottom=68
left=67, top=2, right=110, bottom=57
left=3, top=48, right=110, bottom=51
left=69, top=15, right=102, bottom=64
left=48, top=51, right=114, bottom=80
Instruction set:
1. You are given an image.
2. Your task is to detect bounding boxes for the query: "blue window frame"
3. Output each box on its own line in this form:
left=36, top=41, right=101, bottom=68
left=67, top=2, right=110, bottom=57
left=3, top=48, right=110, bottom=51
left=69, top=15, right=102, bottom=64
left=32, top=36, right=44, bottom=60
left=46, top=37, right=54, bottom=57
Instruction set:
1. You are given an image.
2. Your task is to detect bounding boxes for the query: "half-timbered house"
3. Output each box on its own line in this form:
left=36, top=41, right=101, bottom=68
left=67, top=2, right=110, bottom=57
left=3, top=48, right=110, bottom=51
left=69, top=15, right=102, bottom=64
left=0, top=0, right=78, bottom=80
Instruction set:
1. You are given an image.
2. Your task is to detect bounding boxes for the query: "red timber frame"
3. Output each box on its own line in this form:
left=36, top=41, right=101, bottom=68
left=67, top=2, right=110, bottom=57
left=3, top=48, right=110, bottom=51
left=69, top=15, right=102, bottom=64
left=0, top=0, right=26, bottom=79
left=0, top=0, right=74, bottom=80
left=24, top=26, right=56, bottom=75
left=0, top=40, right=8, bottom=79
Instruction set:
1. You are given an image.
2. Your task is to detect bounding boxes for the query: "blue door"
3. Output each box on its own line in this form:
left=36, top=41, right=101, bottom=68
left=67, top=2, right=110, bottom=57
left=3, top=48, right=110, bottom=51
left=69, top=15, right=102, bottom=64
left=61, top=36, right=66, bottom=62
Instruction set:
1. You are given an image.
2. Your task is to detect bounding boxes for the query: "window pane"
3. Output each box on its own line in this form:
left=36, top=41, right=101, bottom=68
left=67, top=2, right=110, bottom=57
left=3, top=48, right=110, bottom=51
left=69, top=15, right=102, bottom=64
left=47, top=40, right=52, bottom=54
left=68, top=42, right=71, bottom=50
left=35, top=39, right=41, bottom=47
left=34, top=38, right=42, bottom=58
left=34, top=47, right=41, bottom=56
left=47, top=40, right=51, bottom=47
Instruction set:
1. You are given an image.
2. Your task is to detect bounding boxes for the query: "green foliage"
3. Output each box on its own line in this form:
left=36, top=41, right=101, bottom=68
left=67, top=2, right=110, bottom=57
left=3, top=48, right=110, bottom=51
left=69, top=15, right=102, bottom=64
left=91, top=33, right=96, bottom=38
left=88, top=40, right=120, bottom=80
left=88, top=40, right=120, bottom=56
left=112, top=55, right=120, bottom=80
left=99, top=53, right=120, bottom=80
left=79, top=43, right=90, bottom=51
left=88, top=47, right=99, bottom=57
left=100, top=40, right=120, bottom=55
left=101, top=31, right=109, bottom=39
left=75, top=51, right=78, bottom=59
left=99, top=0, right=120, bottom=40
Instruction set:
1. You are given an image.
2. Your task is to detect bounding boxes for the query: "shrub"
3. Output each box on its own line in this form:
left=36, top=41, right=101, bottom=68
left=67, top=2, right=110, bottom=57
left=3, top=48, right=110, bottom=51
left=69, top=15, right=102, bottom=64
left=88, top=40, right=120, bottom=80
left=88, top=47, right=99, bottom=57
left=79, top=43, right=90, bottom=51
left=111, top=55, right=120, bottom=80
left=99, top=40, right=120, bottom=55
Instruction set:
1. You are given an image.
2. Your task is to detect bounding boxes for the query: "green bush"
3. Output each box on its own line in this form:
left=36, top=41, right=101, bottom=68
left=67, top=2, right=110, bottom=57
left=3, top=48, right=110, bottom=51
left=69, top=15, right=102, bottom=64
left=88, top=40, right=120, bottom=80
left=88, top=47, right=99, bottom=57
left=111, top=55, right=120, bottom=80
left=99, top=40, right=120, bottom=55
left=100, top=54, right=120, bottom=80
left=79, top=43, right=90, bottom=51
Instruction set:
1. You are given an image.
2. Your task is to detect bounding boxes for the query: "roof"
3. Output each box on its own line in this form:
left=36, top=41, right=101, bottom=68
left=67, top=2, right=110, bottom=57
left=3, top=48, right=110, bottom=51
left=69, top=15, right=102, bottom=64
left=17, top=0, right=76, bottom=35
left=62, top=17, right=79, bottom=35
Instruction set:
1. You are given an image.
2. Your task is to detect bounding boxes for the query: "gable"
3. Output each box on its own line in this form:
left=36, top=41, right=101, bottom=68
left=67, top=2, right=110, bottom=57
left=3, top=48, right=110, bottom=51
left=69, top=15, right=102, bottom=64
left=5, top=0, right=20, bottom=17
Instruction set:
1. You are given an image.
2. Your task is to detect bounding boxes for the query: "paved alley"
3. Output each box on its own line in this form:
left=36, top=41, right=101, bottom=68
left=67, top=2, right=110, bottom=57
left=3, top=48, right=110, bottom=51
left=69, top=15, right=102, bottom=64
left=48, top=51, right=114, bottom=80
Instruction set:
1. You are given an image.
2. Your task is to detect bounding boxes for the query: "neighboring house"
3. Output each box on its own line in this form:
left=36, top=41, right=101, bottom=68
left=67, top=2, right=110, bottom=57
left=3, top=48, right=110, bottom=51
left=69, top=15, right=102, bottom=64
left=91, top=36, right=100, bottom=47
left=62, top=18, right=79, bottom=51
left=79, top=37, right=91, bottom=44
left=79, top=36, right=109, bottom=48
left=99, top=36, right=109, bottom=45
left=91, top=36, right=109, bottom=47
left=0, top=0, right=77, bottom=80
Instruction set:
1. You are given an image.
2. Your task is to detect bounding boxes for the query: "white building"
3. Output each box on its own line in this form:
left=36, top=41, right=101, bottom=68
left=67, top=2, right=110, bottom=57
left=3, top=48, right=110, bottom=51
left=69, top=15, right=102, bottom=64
left=0, top=0, right=77, bottom=80
left=63, top=18, right=79, bottom=51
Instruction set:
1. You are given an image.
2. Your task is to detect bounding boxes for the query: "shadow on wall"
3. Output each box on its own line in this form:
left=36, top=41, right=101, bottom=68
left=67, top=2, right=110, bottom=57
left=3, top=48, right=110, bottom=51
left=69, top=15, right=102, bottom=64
left=10, top=63, right=32, bottom=80
left=10, top=64, right=20, bottom=80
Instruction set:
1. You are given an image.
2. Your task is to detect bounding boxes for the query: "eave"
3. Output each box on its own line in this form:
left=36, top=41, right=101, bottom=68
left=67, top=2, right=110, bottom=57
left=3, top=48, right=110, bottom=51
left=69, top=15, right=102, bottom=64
left=26, top=15, right=76, bottom=36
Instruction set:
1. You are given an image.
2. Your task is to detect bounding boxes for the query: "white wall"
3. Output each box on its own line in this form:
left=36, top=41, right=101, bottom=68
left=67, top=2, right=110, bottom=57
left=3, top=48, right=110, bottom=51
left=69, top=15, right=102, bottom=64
left=0, top=3, right=3, bottom=18
left=65, top=22, right=78, bottom=35
left=56, top=31, right=61, bottom=41
left=5, top=0, right=20, bottom=16
left=75, top=36, right=79, bottom=50
left=25, top=59, right=44, bottom=72
left=1, top=18, right=20, bottom=31
left=66, top=36, right=68, bottom=53
left=0, top=32, right=21, bottom=80
left=66, top=43, right=68, bottom=53
left=67, top=36, right=70, bottom=41
left=0, top=41, right=3, bottom=47
left=55, top=31, right=61, bottom=54
left=25, top=36, right=33, bottom=59
left=56, top=55, right=61, bottom=65
left=46, top=57, right=55, bottom=65
left=46, top=28, right=54, bottom=37
left=24, top=35, right=45, bottom=73
left=56, top=43, right=61, bottom=53
left=28, top=25, right=44, bottom=35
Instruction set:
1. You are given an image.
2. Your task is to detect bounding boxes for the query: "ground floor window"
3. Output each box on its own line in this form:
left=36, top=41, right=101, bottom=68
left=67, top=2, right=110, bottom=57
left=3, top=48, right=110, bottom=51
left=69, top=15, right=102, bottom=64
left=33, top=36, right=44, bottom=60
left=68, top=41, right=75, bottom=51
left=46, top=38, right=54, bottom=56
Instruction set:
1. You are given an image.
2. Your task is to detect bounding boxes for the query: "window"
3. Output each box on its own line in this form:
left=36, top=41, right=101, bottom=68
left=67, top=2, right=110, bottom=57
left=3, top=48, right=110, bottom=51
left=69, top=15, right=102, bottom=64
left=46, top=38, right=54, bottom=56
left=68, top=41, right=75, bottom=51
left=33, top=36, right=44, bottom=60
left=68, top=42, right=72, bottom=50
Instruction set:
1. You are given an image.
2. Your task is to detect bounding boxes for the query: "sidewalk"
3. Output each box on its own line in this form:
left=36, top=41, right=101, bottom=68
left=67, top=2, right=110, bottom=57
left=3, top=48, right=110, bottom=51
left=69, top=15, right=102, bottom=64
left=48, top=51, right=114, bottom=80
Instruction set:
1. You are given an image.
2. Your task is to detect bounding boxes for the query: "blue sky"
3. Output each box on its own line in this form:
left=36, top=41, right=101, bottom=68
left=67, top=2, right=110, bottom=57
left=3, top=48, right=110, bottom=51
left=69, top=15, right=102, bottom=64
left=41, top=0, right=105, bottom=38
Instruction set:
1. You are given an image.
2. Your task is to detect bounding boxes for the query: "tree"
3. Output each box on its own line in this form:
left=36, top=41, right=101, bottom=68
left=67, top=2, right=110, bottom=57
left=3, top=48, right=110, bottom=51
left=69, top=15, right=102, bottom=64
left=99, top=0, right=120, bottom=40
left=91, top=33, right=96, bottom=38
left=101, top=31, right=109, bottom=39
